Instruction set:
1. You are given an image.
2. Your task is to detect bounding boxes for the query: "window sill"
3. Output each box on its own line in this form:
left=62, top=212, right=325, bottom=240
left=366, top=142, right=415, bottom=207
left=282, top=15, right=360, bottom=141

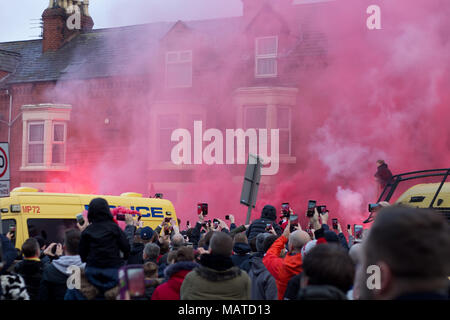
left=255, top=74, right=278, bottom=79
left=279, top=155, right=297, bottom=164
left=20, top=166, right=69, bottom=172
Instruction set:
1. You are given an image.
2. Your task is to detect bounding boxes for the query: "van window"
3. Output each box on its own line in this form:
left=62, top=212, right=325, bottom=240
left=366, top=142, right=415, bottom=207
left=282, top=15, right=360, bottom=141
left=27, top=219, right=77, bottom=245
left=1, top=219, right=16, bottom=246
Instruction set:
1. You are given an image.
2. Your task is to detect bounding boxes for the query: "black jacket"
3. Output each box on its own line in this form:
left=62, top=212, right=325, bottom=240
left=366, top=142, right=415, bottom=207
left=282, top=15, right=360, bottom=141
left=79, top=198, right=130, bottom=268
left=375, top=163, right=393, bottom=188
left=14, top=259, right=43, bottom=300
left=231, top=243, right=252, bottom=272
left=127, top=242, right=145, bottom=265
left=296, top=285, right=348, bottom=300
left=246, top=205, right=282, bottom=240
left=38, top=264, right=69, bottom=300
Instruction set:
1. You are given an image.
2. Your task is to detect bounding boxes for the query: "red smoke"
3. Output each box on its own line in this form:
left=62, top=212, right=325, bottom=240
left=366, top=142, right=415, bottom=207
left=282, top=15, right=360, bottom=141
left=45, top=0, right=450, bottom=231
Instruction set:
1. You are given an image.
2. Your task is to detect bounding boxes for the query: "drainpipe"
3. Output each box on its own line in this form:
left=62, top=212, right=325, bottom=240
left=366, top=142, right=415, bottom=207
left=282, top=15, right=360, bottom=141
left=6, top=88, right=12, bottom=144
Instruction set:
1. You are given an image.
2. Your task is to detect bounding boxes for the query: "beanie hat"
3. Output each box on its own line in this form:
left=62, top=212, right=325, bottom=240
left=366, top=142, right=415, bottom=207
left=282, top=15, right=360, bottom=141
left=301, top=239, right=317, bottom=259
left=140, top=227, right=154, bottom=241
left=261, top=205, right=277, bottom=221
left=324, top=230, right=339, bottom=243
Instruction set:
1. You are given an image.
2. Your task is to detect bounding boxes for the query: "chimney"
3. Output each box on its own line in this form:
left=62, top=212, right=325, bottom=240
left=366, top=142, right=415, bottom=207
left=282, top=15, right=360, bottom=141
left=42, top=0, right=94, bottom=53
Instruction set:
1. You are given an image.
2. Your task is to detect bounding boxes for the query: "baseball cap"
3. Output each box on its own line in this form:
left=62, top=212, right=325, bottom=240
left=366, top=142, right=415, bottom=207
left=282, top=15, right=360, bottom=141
left=140, top=226, right=154, bottom=240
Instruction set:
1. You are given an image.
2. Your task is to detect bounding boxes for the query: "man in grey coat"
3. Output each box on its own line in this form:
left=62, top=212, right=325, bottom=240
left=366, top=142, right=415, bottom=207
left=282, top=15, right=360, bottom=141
left=248, top=233, right=278, bottom=300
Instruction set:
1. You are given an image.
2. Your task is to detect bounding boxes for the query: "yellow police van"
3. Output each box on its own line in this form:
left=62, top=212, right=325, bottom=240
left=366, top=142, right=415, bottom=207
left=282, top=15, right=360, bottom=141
left=0, top=187, right=177, bottom=249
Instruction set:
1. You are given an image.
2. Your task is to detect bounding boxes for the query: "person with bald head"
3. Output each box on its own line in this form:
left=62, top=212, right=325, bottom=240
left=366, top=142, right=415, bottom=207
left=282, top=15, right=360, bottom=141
left=263, top=220, right=310, bottom=299
left=180, top=232, right=251, bottom=300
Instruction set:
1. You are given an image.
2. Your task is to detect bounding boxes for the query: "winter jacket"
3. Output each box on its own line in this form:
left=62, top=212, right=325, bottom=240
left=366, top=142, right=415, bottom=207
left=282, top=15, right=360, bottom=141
left=0, top=234, right=17, bottom=275
left=248, top=253, right=277, bottom=300
left=374, top=163, right=393, bottom=188
left=0, top=273, right=29, bottom=300
left=79, top=198, right=130, bottom=268
left=263, top=235, right=302, bottom=300
left=14, top=259, right=43, bottom=300
left=64, top=269, right=117, bottom=300
left=38, top=255, right=85, bottom=300
left=152, top=261, right=198, bottom=300
left=180, top=254, right=251, bottom=300
left=296, top=285, right=348, bottom=300
left=246, top=205, right=282, bottom=240
left=284, top=272, right=302, bottom=300
left=231, top=242, right=252, bottom=272
left=127, top=242, right=145, bottom=265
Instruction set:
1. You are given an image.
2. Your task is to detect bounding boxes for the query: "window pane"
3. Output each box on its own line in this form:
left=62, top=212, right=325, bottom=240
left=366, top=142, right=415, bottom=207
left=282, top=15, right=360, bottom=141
left=28, top=144, right=44, bottom=164
left=166, top=62, right=192, bottom=88
left=159, top=128, right=175, bottom=161
left=29, top=124, right=44, bottom=142
left=54, top=124, right=65, bottom=142
left=279, top=130, right=290, bottom=155
left=180, top=51, right=192, bottom=61
left=52, top=144, right=64, bottom=164
left=167, top=52, right=178, bottom=62
left=277, top=107, right=290, bottom=129
left=2, top=219, right=16, bottom=246
left=27, top=219, right=77, bottom=245
left=245, top=107, right=267, bottom=129
left=256, top=58, right=277, bottom=76
left=257, top=37, right=277, bottom=55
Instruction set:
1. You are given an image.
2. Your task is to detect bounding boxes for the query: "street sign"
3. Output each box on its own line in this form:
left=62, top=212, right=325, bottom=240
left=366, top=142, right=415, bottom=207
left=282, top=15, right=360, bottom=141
left=0, top=143, right=10, bottom=197
left=241, top=154, right=263, bottom=224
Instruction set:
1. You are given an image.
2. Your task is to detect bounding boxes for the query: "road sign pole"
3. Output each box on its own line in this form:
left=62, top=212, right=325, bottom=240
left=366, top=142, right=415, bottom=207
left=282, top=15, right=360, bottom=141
left=245, top=202, right=252, bottom=225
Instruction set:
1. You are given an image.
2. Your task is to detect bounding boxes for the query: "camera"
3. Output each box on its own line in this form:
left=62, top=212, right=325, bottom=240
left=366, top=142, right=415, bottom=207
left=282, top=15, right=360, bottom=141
left=197, top=203, right=208, bottom=216
left=306, top=200, right=316, bottom=217
left=332, top=218, right=338, bottom=230
left=281, top=203, right=290, bottom=217
left=317, top=205, right=327, bottom=214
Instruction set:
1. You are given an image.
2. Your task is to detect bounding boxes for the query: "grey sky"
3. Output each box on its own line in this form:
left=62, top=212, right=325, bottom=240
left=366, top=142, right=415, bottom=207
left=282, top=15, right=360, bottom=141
left=0, top=0, right=243, bottom=43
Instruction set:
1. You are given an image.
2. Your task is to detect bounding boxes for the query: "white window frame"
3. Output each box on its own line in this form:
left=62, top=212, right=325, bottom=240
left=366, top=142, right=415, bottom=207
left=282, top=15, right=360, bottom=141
left=20, top=104, right=71, bottom=171
left=165, top=50, right=193, bottom=88
left=27, top=121, right=45, bottom=165
left=243, top=105, right=292, bottom=156
left=255, top=36, right=278, bottom=78
left=51, top=122, right=67, bottom=165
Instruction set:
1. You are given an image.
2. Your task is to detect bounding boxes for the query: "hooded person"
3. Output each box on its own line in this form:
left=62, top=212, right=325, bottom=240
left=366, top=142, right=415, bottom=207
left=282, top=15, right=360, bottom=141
left=38, top=229, right=85, bottom=300
left=231, top=233, right=252, bottom=272
left=151, top=247, right=198, bottom=300
left=78, top=198, right=130, bottom=294
left=374, top=160, right=393, bottom=190
left=248, top=233, right=278, bottom=300
left=246, top=205, right=282, bottom=241
left=180, top=232, right=251, bottom=300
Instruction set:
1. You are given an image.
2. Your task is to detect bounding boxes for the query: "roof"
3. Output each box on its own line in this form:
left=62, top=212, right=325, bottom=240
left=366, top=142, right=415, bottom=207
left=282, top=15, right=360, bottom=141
left=0, top=4, right=326, bottom=87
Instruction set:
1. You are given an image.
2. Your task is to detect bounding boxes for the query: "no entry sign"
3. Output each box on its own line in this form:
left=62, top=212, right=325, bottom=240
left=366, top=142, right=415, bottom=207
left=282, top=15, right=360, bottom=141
left=0, top=143, right=10, bottom=197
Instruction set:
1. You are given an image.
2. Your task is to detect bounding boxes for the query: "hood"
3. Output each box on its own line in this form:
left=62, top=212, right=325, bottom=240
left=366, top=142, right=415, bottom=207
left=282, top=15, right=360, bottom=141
left=324, top=230, right=339, bottom=243
left=249, top=255, right=267, bottom=276
left=195, top=264, right=242, bottom=282
left=87, top=198, right=113, bottom=223
left=164, top=261, right=198, bottom=279
left=130, top=242, right=144, bottom=254
left=261, top=205, right=277, bottom=221
left=297, top=285, right=348, bottom=300
left=233, top=242, right=251, bottom=255
left=52, top=255, right=85, bottom=275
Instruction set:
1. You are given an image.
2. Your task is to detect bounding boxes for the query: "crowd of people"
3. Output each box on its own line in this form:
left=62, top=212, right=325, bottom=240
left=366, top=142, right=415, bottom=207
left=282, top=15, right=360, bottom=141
left=0, top=197, right=449, bottom=300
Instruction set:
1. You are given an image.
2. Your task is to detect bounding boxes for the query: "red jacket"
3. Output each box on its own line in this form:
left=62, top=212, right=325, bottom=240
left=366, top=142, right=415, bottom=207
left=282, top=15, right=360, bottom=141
left=262, top=235, right=303, bottom=300
left=151, top=261, right=197, bottom=300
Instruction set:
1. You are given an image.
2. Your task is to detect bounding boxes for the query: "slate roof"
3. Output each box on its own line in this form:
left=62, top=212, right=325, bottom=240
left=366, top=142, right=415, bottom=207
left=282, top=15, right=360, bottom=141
left=0, top=4, right=326, bottom=88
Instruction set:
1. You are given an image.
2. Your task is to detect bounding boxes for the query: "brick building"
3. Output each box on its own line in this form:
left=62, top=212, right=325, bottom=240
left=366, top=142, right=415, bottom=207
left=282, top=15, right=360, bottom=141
left=0, top=0, right=330, bottom=206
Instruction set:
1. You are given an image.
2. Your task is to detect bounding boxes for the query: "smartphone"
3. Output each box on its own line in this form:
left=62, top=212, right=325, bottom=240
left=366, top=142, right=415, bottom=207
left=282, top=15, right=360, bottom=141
left=317, top=205, right=327, bottom=214
left=166, top=211, right=172, bottom=216
left=8, top=225, right=16, bottom=238
left=368, top=203, right=379, bottom=212
left=116, top=213, right=126, bottom=221
left=76, top=213, right=85, bottom=226
left=213, top=219, right=219, bottom=228
left=118, top=265, right=145, bottom=300
left=282, top=203, right=290, bottom=216
left=289, top=214, right=298, bottom=222
left=164, top=217, right=171, bottom=223
left=186, top=220, right=190, bottom=226
left=155, top=193, right=163, bottom=199
left=307, top=200, right=316, bottom=217
left=265, top=223, right=272, bottom=231
left=197, top=203, right=208, bottom=216
left=354, top=225, right=364, bottom=241
left=332, top=218, right=338, bottom=230
left=225, top=215, right=230, bottom=220
left=347, top=224, right=351, bottom=231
